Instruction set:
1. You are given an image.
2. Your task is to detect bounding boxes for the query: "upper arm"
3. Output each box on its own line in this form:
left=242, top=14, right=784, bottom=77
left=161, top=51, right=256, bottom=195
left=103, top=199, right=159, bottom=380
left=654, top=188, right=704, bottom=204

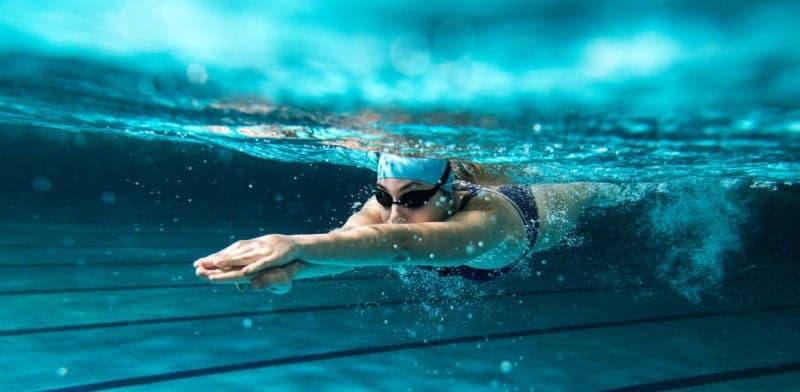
left=446, top=192, right=528, bottom=268
left=397, top=191, right=528, bottom=268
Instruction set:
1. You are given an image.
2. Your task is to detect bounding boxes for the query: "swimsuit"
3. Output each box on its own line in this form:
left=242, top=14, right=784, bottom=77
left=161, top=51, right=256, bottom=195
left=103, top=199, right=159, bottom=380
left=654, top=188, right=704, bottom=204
left=421, top=183, right=540, bottom=281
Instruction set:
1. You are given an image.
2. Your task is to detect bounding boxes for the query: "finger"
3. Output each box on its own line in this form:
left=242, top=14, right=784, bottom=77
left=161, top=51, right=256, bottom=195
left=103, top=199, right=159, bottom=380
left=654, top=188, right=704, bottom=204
left=193, top=256, right=212, bottom=268
left=194, top=253, right=234, bottom=268
left=242, top=253, right=294, bottom=276
left=196, top=265, right=241, bottom=280
left=214, top=250, right=271, bottom=269
left=197, top=261, right=222, bottom=271
left=194, top=253, right=234, bottom=269
left=209, top=242, right=269, bottom=268
left=206, top=269, right=249, bottom=283
left=195, top=257, right=240, bottom=270
left=195, top=265, right=217, bottom=277
left=194, top=243, right=239, bottom=265
left=196, top=259, right=240, bottom=273
left=193, top=240, right=253, bottom=266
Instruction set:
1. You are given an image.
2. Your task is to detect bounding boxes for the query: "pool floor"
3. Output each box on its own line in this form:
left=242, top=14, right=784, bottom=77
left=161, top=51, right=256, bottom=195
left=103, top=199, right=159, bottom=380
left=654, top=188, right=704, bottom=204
left=2, top=224, right=799, bottom=391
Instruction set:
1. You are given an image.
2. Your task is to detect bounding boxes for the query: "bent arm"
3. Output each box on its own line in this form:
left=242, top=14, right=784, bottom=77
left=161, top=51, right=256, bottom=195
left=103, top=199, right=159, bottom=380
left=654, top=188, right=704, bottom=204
left=295, top=196, right=527, bottom=269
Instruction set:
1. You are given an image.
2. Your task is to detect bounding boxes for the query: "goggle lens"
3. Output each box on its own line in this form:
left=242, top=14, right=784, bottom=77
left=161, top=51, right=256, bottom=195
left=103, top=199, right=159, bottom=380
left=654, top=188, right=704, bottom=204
left=374, top=188, right=435, bottom=208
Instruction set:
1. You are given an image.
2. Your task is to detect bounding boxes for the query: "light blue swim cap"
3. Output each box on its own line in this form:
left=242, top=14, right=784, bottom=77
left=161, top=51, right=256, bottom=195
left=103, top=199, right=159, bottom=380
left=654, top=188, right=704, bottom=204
left=377, top=153, right=453, bottom=192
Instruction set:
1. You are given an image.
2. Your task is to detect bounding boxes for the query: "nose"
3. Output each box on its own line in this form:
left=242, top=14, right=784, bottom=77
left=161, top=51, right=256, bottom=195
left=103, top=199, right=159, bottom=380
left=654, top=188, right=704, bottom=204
left=387, top=204, right=408, bottom=224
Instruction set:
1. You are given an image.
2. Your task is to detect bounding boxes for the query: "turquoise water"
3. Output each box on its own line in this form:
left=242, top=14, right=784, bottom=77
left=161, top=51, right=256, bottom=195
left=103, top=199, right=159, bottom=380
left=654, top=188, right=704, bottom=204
left=1, top=1, right=799, bottom=391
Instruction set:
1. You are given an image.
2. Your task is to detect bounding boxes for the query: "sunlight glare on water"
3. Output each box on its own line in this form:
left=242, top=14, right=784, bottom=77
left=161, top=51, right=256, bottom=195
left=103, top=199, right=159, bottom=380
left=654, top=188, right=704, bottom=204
left=0, top=0, right=798, bottom=185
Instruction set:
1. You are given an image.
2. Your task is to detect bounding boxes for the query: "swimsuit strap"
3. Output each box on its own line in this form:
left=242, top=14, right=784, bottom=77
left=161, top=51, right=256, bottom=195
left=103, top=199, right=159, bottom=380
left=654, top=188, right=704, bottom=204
left=458, top=182, right=539, bottom=251
left=456, top=182, right=482, bottom=211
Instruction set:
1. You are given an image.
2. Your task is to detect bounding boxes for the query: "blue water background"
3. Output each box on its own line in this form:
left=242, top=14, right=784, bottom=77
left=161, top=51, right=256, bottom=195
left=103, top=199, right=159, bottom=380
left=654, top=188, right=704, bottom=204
left=1, top=1, right=799, bottom=390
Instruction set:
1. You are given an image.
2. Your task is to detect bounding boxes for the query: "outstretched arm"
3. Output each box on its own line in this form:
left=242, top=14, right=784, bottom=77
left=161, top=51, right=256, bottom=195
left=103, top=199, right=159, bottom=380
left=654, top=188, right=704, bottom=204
left=196, top=191, right=528, bottom=281
left=195, top=196, right=385, bottom=285
left=281, top=196, right=387, bottom=277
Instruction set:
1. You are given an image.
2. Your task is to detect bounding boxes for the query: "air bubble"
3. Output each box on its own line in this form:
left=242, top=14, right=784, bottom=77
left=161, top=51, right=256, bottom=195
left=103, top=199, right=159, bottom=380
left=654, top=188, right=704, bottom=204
left=32, top=176, right=53, bottom=193
left=186, top=63, right=208, bottom=84
left=100, top=192, right=115, bottom=204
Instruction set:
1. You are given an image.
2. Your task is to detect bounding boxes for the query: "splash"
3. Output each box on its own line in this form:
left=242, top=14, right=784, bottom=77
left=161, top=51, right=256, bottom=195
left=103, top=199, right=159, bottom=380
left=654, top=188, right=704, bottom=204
left=392, top=265, right=496, bottom=324
left=646, top=180, right=747, bottom=303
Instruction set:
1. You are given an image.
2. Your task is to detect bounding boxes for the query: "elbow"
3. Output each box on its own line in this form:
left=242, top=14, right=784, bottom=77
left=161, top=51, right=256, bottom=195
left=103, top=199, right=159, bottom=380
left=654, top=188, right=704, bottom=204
left=357, top=225, right=416, bottom=264
left=373, top=225, right=431, bottom=265
left=389, top=226, right=419, bottom=264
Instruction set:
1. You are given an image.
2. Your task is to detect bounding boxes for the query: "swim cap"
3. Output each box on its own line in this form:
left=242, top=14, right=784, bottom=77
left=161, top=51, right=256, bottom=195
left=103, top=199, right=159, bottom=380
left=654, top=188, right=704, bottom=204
left=377, top=153, right=453, bottom=191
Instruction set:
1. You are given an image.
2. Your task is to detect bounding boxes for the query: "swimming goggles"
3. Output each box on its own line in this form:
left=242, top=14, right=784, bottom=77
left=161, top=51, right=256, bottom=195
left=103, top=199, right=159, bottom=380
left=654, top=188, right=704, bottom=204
left=374, top=163, right=451, bottom=208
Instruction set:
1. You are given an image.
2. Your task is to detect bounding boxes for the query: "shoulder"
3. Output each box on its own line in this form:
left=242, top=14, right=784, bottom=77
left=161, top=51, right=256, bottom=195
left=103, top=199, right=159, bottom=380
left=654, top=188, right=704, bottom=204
left=457, top=187, right=511, bottom=212
left=452, top=187, right=525, bottom=231
left=461, top=185, right=526, bottom=224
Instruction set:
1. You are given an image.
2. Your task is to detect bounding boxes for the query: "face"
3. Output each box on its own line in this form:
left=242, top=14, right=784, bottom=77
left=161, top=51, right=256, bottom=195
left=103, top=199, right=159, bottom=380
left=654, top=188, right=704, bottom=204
left=375, top=178, right=454, bottom=224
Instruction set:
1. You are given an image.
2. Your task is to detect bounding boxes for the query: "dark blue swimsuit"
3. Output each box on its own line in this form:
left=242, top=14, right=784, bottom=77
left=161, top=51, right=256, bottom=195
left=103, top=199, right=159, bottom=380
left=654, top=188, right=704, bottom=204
left=422, top=183, right=540, bottom=281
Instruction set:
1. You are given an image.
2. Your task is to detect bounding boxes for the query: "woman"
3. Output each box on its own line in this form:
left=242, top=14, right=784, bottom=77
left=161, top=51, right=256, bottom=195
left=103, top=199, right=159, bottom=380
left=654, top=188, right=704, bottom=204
left=193, top=153, right=614, bottom=293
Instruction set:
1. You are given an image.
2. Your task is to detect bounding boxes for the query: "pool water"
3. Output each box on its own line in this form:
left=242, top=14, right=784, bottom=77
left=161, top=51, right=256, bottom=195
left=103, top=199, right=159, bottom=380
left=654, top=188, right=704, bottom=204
left=2, top=132, right=798, bottom=391
left=1, top=1, right=799, bottom=391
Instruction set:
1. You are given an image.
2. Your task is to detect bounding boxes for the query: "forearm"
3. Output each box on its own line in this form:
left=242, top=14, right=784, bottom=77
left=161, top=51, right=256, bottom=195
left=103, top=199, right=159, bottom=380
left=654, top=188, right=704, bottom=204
left=295, top=211, right=382, bottom=272
left=295, top=223, right=494, bottom=268
left=293, top=261, right=353, bottom=280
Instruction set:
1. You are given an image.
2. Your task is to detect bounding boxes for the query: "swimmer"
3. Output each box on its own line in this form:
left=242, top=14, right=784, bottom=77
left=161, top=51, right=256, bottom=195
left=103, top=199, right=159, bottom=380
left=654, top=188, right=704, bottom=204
left=193, top=153, right=621, bottom=293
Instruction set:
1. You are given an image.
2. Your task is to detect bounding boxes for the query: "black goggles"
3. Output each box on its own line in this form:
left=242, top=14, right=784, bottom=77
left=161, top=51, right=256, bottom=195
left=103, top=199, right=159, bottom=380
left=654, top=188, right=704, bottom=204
left=374, top=163, right=451, bottom=209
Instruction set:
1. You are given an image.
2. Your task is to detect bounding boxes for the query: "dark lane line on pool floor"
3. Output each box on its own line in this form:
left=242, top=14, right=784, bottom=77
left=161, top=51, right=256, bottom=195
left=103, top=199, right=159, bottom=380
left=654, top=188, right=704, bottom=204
left=0, top=259, right=633, bottom=295
left=0, top=275, right=385, bottom=295
left=40, top=303, right=800, bottom=392
left=3, top=259, right=796, bottom=295
left=0, top=258, right=649, bottom=268
left=599, top=361, right=800, bottom=392
left=0, top=260, right=217, bottom=268
left=0, top=277, right=790, bottom=337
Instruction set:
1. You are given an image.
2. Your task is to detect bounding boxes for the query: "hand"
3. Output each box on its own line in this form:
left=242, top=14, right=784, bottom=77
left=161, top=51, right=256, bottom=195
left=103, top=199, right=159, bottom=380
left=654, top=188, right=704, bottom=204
left=193, top=234, right=300, bottom=281
left=193, top=259, right=250, bottom=284
left=195, top=258, right=304, bottom=295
